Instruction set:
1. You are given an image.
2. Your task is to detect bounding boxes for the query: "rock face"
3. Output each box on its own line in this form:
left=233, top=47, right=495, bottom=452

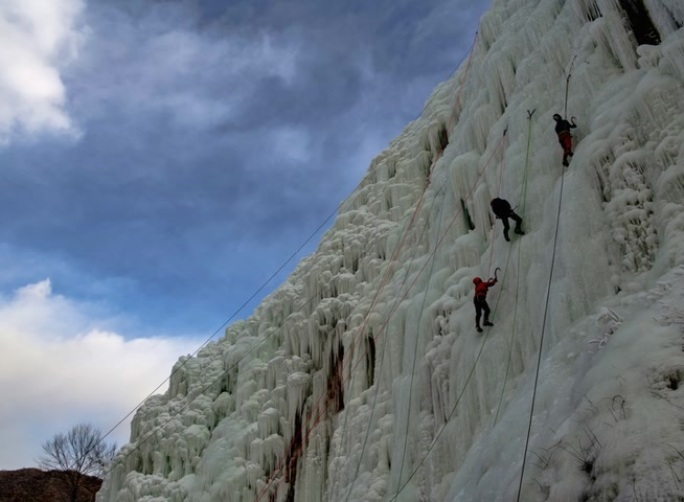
left=0, top=468, right=102, bottom=502
left=99, top=0, right=684, bottom=500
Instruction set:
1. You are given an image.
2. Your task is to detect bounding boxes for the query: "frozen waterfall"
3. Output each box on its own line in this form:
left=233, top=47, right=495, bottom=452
left=98, top=0, right=684, bottom=500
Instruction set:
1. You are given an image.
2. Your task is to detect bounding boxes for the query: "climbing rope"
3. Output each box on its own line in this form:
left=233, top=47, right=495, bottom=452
left=495, top=127, right=508, bottom=195
left=293, top=142, right=497, bottom=501
left=95, top=38, right=491, bottom=458
left=394, top=183, right=448, bottom=495
left=337, top=184, right=443, bottom=502
left=493, top=109, right=535, bottom=425
left=260, top=30, right=483, bottom=502
left=389, top=112, right=536, bottom=500
left=515, top=155, right=567, bottom=502
left=389, top=237, right=518, bottom=501
left=255, top=185, right=432, bottom=502
left=104, top=27, right=489, bottom=501
left=563, top=55, right=576, bottom=119
left=103, top=110, right=463, bottom=483
left=257, top=131, right=458, bottom=500
left=259, top=123, right=492, bottom=500
left=99, top=31, right=479, bottom=496
left=486, top=128, right=509, bottom=276
left=339, top=134, right=507, bottom=502
left=352, top=54, right=574, bottom=501
left=334, top=186, right=437, bottom=502
left=105, top=181, right=444, bottom=490
left=89, top=204, right=340, bottom=474
left=392, top=128, right=508, bottom=498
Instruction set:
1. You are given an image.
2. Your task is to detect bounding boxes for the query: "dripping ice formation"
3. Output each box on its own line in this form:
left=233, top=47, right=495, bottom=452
left=98, top=0, right=684, bottom=500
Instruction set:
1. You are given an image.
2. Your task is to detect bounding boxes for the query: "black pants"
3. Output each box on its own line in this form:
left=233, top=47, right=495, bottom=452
left=501, top=210, right=523, bottom=238
left=474, top=296, right=490, bottom=327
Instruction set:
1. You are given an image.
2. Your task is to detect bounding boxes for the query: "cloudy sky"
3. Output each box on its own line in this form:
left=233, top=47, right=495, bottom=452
left=0, top=0, right=491, bottom=469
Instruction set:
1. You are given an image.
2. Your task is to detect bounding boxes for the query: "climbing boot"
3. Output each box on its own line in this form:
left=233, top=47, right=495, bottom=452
left=515, top=226, right=524, bottom=235
left=476, top=326, right=483, bottom=333
left=483, top=320, right=494, bottom=327
left=503, top=231, right=510, bottom=242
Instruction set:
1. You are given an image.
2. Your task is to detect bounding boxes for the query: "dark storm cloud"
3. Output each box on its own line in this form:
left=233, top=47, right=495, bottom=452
left=0, top=0, right=491, bottom=333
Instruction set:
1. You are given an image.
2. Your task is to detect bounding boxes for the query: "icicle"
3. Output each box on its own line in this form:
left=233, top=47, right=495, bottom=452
left=425, top=121, right=449, bottom=158
left=594, top=1, right=638, bottom=70
left=644, top=0, right=684, bottom=38
left=469, top=104, right=501, bottom=153
left=283, top=312, right=305, bottom=357
left=659, top=33, right=684, bottom=80
left=572, top=0, right=603, bottom=22
left=484, top=48, right=517, bottom=113
left=287, top=372, right=311, bottom=425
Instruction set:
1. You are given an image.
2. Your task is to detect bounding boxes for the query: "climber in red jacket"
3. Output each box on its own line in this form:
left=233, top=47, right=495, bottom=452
left=473, top=276, right=497, bottom=332
left=553, top=113, right=577, bottom=167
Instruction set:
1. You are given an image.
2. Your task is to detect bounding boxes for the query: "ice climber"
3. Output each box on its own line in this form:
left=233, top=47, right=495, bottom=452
left=473, top=276, right=497, bottom=332
left=553, top=113, right=577, bottom=167
left=490, top=197, right=524, bottom=241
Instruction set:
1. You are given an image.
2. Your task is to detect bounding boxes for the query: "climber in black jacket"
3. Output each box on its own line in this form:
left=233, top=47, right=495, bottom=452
left=491, top=198, right=524, bottom=241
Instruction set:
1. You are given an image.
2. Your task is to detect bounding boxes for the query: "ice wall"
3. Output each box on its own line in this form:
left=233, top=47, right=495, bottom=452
left=98, top=0, right=684, bottom=500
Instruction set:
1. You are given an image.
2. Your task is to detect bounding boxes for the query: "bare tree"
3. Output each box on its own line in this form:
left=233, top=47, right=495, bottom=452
left=38, top=423, right=117, bottom=502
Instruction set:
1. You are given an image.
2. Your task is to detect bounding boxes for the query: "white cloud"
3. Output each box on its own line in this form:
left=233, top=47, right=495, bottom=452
left=0, top=0, right=85, bottom=142
left=0, top=279, right=201, bottom=469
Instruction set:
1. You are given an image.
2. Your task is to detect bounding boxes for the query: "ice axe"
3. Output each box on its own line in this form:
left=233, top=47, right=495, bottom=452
left=491, top=267, right=501, bottom=282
